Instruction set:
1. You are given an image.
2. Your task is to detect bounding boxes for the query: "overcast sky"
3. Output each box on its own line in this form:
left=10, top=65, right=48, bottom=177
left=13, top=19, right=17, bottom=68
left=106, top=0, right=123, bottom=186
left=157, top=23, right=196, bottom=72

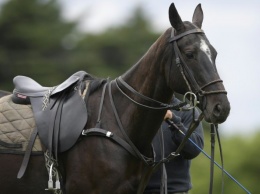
left=1, top=0, right=260, bottom=136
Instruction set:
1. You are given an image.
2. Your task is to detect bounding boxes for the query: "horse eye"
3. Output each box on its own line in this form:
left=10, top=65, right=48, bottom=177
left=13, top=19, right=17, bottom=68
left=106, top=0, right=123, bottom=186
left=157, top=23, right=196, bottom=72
left=185, top=52, right=194, bottom=59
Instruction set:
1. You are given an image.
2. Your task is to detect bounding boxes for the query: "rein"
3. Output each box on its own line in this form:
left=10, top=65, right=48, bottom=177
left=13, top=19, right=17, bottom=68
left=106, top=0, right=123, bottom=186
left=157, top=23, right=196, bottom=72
left=166, top=120, right=251, bottom=194
left=116, top=76, right=187, bottom=110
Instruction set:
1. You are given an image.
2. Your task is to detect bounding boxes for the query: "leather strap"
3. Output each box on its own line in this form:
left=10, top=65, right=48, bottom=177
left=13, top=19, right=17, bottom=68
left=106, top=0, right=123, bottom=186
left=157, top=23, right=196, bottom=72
left=17, top=127, right=38, bottom=178
left=209, top=124, right=225, bottom=194
left=216, top=125, right=225, bottom=194
left=115, top=77, right=187, bottom=110
left=158, top=127, right=167, bottom=194
left=82, top=128, right=139, bottom=158
left=209, top=124, right=216, bottom=194
left=95, top=83, right=108, bottom=128
left=137, top=114, right=204, bottom=194
left=109, top=81, right=154, bottom=165
left=169, top=28, right=204, bottom=42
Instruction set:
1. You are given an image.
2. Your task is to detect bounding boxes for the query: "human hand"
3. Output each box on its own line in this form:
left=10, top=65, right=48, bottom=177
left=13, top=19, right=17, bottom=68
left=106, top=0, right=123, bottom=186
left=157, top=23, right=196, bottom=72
left=164, top=110, right=173, bottom=120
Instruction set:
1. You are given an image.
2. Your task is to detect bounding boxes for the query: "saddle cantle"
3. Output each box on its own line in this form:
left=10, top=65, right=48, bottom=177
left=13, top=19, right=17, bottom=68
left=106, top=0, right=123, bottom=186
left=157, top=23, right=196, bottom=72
left=12, top=71, right=89, bottom=157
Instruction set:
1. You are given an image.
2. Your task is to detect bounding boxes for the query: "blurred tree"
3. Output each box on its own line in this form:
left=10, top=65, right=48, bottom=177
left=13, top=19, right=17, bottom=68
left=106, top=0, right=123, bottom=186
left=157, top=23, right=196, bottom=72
left=73, top=6, right=160, bottom=78
left=0, top=0, right=78, bottom=89
left=190, top=123, right=259, bottom=194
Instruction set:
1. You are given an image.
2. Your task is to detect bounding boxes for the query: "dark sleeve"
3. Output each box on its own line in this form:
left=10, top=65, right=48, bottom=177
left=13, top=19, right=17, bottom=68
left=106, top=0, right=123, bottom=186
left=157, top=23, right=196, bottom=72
left=170, top=107, right=204, bottom=159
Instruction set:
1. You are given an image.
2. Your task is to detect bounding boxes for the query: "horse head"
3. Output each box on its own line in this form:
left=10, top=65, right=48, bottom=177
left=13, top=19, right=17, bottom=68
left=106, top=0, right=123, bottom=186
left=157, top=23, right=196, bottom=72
left=166, top=3, right=230, bottom=124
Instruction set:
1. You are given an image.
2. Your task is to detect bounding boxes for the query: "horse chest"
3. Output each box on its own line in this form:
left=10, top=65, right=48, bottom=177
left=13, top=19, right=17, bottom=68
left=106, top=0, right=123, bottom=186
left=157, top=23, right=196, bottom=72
left=62, top=137, right=144, bottom=194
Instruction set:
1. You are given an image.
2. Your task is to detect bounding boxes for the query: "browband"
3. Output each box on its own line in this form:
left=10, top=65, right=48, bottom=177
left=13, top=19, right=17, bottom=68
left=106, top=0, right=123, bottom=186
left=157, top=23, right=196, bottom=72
left=169, top=28, right=204, bottom=42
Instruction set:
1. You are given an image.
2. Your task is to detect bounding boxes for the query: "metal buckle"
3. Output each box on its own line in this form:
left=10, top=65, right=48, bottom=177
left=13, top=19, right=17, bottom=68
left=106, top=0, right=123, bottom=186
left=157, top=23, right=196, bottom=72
left=182, top=92, right=198, bottom=110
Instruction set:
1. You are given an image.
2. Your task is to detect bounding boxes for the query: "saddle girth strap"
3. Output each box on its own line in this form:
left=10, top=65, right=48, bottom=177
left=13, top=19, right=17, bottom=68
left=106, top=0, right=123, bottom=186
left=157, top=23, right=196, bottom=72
left=17, top=127, right=38, bottom=178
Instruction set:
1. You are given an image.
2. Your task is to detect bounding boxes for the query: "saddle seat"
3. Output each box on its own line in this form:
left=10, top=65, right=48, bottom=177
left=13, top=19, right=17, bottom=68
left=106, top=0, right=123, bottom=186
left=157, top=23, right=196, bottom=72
left=13, top=76, right=49, bottom=97
left=13, top=71, right=85, bottom=104
left=11, top=71, right=89, bottom=157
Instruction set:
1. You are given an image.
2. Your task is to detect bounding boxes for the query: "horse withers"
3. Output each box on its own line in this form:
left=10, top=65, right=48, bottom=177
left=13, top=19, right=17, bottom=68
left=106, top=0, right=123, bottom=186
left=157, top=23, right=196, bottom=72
left=0, top=3, right=230, bottom=194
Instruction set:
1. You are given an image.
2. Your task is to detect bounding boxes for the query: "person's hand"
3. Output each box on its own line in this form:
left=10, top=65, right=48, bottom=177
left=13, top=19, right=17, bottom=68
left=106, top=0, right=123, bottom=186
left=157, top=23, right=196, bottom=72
left=164, top=110, right=173, bottom=120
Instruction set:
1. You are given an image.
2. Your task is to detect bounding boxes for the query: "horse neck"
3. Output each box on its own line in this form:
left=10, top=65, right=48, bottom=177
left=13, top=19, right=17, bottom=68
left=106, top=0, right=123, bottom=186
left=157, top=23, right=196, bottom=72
left=118, top=35, right=173, bottom=151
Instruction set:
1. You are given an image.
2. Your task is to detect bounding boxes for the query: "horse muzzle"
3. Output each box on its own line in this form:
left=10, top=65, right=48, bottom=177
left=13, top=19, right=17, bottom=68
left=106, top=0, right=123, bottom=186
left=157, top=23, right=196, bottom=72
left=202, top=94, right=231, bottom=124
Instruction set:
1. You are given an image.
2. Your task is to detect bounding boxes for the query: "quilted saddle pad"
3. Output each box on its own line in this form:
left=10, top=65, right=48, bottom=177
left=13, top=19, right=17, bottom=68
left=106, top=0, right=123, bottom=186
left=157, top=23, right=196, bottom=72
left=0, top=95, right=42, bottom=154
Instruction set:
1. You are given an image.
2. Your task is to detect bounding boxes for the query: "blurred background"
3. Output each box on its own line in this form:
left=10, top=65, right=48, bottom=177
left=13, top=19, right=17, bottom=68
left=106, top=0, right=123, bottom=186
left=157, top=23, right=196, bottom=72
left=0, top=0, right=259, bottom=193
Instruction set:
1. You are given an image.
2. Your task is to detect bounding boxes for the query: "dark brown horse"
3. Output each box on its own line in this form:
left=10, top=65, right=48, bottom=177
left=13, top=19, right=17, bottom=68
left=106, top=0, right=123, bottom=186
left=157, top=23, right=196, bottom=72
left=0, top=3, right=230, bottom=194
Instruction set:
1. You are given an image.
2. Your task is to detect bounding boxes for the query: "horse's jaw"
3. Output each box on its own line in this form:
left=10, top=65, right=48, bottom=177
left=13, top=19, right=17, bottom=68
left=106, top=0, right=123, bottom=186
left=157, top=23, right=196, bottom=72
left=202, top=94, right=231, bottom=124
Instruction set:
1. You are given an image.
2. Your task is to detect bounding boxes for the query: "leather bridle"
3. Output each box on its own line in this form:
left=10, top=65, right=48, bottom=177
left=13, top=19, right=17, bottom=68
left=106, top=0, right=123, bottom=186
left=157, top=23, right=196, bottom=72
left=169, top=28, right=227, bottom=110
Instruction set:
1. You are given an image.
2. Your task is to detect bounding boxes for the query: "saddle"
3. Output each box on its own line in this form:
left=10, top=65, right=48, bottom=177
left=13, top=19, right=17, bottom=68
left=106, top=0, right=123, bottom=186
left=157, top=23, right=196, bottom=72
left=12, top=71, right=89, bottom=158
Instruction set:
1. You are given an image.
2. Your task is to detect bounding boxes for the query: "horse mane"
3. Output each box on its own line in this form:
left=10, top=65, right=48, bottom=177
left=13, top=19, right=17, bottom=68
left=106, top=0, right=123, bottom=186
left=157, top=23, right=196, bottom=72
left=83, top=73, right=108, bottom=95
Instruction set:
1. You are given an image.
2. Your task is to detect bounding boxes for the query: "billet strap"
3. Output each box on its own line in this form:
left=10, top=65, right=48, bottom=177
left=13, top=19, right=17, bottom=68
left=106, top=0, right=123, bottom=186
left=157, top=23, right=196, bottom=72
left=17, top=127, right=38, bottom=178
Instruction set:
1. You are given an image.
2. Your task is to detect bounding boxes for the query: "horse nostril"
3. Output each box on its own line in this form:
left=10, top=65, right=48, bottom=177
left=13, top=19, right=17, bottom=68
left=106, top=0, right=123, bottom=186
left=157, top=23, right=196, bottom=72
left=216, top=104, right=222, bottom=112
left=213, top=104, right=222, bottom=117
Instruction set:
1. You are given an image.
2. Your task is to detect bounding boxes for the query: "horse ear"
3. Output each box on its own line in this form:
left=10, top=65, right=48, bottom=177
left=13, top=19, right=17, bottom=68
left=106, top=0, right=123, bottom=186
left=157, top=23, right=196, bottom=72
left=169, top=3, right=184, bottom=31
left=192, top=4, right=204, bottom=28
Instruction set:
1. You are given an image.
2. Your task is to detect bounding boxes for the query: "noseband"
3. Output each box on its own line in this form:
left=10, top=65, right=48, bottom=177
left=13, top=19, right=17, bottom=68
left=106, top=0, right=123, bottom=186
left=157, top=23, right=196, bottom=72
left=169, top=28, right=227, bottom=108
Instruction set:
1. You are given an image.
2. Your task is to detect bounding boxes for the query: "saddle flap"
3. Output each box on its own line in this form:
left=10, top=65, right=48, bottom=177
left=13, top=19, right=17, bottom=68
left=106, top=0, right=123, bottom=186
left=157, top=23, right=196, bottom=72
left=30, top=87, right=88, bottom=153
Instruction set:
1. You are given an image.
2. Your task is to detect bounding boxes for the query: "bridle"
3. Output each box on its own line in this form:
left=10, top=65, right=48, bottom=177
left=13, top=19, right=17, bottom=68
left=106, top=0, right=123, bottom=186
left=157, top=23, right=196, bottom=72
left=115, top=27, right=228, bottom=112
left=169, top=27, right=227, bottom=110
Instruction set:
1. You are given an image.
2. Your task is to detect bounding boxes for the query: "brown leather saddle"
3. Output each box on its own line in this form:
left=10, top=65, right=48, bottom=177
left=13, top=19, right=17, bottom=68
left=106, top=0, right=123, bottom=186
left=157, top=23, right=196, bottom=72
left=12, top=71, right=89, bottom=158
